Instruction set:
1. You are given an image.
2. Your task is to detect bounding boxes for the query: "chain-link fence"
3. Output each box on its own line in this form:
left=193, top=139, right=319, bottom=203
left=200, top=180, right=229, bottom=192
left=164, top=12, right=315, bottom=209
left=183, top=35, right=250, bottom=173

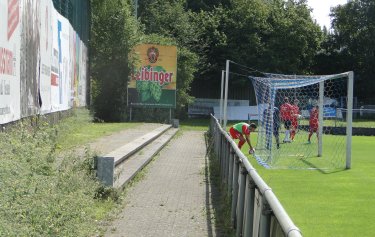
left=52, top=0, right=90, bottom=44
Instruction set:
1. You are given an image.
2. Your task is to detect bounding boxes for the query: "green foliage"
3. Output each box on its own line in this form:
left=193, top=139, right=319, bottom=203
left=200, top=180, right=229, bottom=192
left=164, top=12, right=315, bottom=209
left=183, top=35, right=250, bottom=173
left=315, top=0, right=375, bottom=103
left=188, top=0, right=323, bottom=99
left=0, top=114, right=113, bottom=236
left=90, top=0, right=142, bottom=121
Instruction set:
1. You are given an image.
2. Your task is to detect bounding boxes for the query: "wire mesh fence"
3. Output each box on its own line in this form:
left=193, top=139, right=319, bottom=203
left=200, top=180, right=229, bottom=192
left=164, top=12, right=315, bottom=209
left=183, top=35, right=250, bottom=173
left=52, top=0, right=90, bottom=44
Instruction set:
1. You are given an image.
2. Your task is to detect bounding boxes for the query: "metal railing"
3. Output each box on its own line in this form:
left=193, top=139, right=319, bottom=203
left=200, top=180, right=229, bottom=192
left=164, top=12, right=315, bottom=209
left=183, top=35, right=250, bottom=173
left=209, top=115, right=302, bottom=237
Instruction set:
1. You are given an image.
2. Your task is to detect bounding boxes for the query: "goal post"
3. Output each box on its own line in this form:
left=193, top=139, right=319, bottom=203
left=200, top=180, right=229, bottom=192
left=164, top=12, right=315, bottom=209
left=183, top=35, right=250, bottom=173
left=249, top=72, right=353, bottom=170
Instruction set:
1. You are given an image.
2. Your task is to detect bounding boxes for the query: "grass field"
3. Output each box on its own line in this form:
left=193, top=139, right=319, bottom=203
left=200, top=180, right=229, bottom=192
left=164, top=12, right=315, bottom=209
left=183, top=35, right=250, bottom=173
left=242, top=134, right=375, bottom=237
left=217, top=118, right=375, bottom=236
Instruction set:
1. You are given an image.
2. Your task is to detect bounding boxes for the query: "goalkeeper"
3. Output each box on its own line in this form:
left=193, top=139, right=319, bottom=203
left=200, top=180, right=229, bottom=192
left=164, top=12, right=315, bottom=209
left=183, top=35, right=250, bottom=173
left=263, top=106, right=281, bottom=149
left=229, top=122, right=257, bottom=152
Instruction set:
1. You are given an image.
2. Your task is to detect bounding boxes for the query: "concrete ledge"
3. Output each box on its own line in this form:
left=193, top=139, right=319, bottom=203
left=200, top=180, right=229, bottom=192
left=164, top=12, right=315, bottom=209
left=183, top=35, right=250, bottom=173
left=97, top=157, right=115, bottom=186
left=96, top=124, right=177, bottom=187
left=107, top=124, right=171, bottom=166
left=113, top=128, right=179, bottom=189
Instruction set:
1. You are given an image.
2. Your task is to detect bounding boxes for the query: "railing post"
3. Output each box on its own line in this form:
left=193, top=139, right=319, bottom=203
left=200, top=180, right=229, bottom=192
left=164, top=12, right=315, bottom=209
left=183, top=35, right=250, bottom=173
left=227, top=147, right=235, bottom=196
left=243, top=177, right=256, bottom=237
left=259, top=200, right=272, bottom=237
left=231, top=157, right=240, bottom=228
left=236, top=165, right=248, bottom=237
left=224, top=141, right=230, bottom=185
left=220, top=135, right=225, bottom=183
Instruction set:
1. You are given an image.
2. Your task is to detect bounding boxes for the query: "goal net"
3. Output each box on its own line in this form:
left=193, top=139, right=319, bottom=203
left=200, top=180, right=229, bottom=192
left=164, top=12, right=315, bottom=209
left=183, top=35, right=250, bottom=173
left=249, top=72, right=353, bottom=170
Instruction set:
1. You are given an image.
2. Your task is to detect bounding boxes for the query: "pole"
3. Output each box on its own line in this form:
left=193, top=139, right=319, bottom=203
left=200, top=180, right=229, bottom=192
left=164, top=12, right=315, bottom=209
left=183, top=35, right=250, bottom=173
left=346, top=71, right=354, bottom=169
left=223, top=60, right=230, bottom=129
left=220, top=70, right=225, bottom=126
left=318, top=81, right=324, bottom=156
left=130, top=106, right=132, bottom=121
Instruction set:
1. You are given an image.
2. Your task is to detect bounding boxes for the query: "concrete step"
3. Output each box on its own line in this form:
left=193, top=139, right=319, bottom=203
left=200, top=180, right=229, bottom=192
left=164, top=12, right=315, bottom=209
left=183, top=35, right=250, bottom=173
left=113, top=127, right=179, bottom=189
left=96, top=124, right=178, bottom=188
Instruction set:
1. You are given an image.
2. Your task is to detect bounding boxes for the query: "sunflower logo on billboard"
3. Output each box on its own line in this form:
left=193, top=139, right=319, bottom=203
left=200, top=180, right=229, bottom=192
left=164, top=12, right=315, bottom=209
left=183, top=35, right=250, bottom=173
left=147, top=47, right=159, bottom=63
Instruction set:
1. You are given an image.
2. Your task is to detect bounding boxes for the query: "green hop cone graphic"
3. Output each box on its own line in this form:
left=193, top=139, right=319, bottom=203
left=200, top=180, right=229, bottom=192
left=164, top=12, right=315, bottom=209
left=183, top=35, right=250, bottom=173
left=136, top=81, right=151, bottom=102
left=150, top=82, right=162, bottom=102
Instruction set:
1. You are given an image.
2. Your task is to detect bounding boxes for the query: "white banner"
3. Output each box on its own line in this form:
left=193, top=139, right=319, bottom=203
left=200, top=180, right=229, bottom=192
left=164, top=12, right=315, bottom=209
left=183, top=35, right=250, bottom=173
left=39, top=0, right=52, bottom=114
left=58, top=13, right=70, bottom=111
left=50, top=8, right=60, bottom=112
left=78, top=42, right=87, bottom=106
left=0, top=0, right=21, bottom=124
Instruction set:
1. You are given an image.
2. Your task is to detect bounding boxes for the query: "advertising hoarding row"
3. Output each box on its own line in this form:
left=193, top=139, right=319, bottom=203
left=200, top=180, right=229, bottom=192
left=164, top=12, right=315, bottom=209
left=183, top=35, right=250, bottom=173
left=0, top=0, right=88, bottom=124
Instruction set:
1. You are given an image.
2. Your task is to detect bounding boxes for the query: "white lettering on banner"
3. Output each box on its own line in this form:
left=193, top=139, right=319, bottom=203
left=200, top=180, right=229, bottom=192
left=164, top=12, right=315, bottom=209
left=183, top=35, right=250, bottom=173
left=0, top=47, right=14, bottom=75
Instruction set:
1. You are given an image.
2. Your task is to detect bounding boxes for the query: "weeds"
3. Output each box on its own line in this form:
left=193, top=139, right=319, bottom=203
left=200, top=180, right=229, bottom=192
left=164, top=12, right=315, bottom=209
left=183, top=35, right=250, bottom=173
left=205, top=131, right=235, bottom=237
left=0, top=110, right=117, bottom=236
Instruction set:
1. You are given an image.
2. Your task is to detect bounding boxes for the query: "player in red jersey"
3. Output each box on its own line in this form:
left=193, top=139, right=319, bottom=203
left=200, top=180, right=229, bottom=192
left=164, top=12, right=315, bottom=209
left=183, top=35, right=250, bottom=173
left=280, top=97, right=293, bottom=142
left=308, top=105, right=319, bottom=143
left=229, top=122, right=257, bottom=151
left=290, top=99, right=301, bottom=141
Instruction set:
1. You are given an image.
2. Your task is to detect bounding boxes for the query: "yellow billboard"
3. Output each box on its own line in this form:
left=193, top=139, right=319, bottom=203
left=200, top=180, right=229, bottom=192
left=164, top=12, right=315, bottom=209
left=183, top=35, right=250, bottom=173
left=128, top=44, right=177, bottom=108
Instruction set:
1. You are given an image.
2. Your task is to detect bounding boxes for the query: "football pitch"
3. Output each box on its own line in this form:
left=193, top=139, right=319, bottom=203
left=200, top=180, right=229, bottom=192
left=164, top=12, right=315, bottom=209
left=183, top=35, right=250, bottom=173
left=245, top=134, right=375, bottom=237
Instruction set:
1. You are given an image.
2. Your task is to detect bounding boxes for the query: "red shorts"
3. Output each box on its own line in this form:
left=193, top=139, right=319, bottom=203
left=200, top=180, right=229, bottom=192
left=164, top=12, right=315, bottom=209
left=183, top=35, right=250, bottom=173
left=291, top=119, right=298, bottom=129
left=310, top=125, right=318, bottom=132
left=229, top=127, right=241, bottom=139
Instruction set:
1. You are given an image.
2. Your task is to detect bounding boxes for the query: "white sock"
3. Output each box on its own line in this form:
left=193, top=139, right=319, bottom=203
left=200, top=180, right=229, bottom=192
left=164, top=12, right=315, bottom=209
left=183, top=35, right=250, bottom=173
left=284, top=130, right=290, bottom=141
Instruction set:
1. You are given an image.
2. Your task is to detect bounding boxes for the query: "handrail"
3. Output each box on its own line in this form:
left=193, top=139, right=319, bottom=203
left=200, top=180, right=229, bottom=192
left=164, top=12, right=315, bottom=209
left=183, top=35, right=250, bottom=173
left=209, top=114, right=302, bottom=237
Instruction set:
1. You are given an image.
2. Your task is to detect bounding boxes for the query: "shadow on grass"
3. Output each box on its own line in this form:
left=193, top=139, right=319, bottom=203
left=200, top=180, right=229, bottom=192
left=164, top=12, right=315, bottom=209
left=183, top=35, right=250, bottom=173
left=300, top=158, right=347, bottom=174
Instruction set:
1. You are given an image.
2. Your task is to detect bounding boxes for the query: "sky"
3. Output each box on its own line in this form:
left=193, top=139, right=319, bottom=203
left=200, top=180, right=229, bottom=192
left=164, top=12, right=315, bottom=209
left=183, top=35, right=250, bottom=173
left=307, top=0, right=348, bottom=29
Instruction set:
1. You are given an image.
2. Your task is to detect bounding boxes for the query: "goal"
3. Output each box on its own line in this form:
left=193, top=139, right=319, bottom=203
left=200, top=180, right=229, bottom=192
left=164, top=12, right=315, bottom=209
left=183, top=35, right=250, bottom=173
left=249, top=72, right=354, bottom=170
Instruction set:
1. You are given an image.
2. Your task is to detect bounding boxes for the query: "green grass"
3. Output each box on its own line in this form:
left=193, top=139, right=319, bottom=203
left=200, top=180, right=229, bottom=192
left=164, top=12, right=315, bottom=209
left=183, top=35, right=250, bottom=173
left=242, top=135, right=375, bottom=237
left=220, top=118, right=375, bottom=236
left=180, top=118, right=210, bottom=131
left=55, top=109, right=141, bottom=150
left=0, top=109, right=144, bottom=237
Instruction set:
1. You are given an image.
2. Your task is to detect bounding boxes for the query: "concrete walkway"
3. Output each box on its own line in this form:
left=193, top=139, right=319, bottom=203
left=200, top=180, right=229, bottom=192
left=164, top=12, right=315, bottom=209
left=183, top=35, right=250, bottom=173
left=103, top=130, right=219, bottom=237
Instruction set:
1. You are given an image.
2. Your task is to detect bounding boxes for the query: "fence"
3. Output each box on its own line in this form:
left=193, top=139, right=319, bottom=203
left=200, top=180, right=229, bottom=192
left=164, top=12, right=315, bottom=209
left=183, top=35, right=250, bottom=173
left=209, top=115, right=302, bottom=237
left=52, top=0, right=90, bottom=44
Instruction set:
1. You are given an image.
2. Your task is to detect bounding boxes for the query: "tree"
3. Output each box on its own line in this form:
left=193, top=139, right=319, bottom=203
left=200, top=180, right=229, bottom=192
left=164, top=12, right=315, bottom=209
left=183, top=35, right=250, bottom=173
left=316, top=0, right=375, bottom=104
left=90, top=0, right=141, bottom=121
left=137, top=0, right=199, bottom=118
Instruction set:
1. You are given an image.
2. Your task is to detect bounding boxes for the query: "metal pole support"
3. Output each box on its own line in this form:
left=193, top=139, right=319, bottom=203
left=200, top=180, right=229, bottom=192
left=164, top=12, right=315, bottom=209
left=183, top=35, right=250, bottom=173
left=259, top=200, right=272, bottom=237
left=231, top=158, right=240, bottom=228
left=243, top=178, right=256, bottom=237
left=236, top=166, right=248, bottom=237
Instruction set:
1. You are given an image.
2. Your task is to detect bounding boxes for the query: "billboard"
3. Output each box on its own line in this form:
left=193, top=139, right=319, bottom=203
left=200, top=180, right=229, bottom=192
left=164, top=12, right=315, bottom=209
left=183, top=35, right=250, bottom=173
left=128, top=44, right=177, bottom=108
left=0, top=0, right=21, bottom=124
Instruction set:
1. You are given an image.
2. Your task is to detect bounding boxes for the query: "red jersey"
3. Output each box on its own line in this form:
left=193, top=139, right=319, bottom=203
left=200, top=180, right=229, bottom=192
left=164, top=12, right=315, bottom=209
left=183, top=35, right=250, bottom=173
left=309, top=107, right=319, bottom=128
left=291, top=104, right=300, bottom=121
left=280, top=103, right=293, bottom=121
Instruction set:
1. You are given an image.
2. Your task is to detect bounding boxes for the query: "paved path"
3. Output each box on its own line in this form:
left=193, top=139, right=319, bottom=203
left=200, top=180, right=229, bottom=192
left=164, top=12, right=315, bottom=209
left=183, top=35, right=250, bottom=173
left=104, top=130, right=218, bottom=237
